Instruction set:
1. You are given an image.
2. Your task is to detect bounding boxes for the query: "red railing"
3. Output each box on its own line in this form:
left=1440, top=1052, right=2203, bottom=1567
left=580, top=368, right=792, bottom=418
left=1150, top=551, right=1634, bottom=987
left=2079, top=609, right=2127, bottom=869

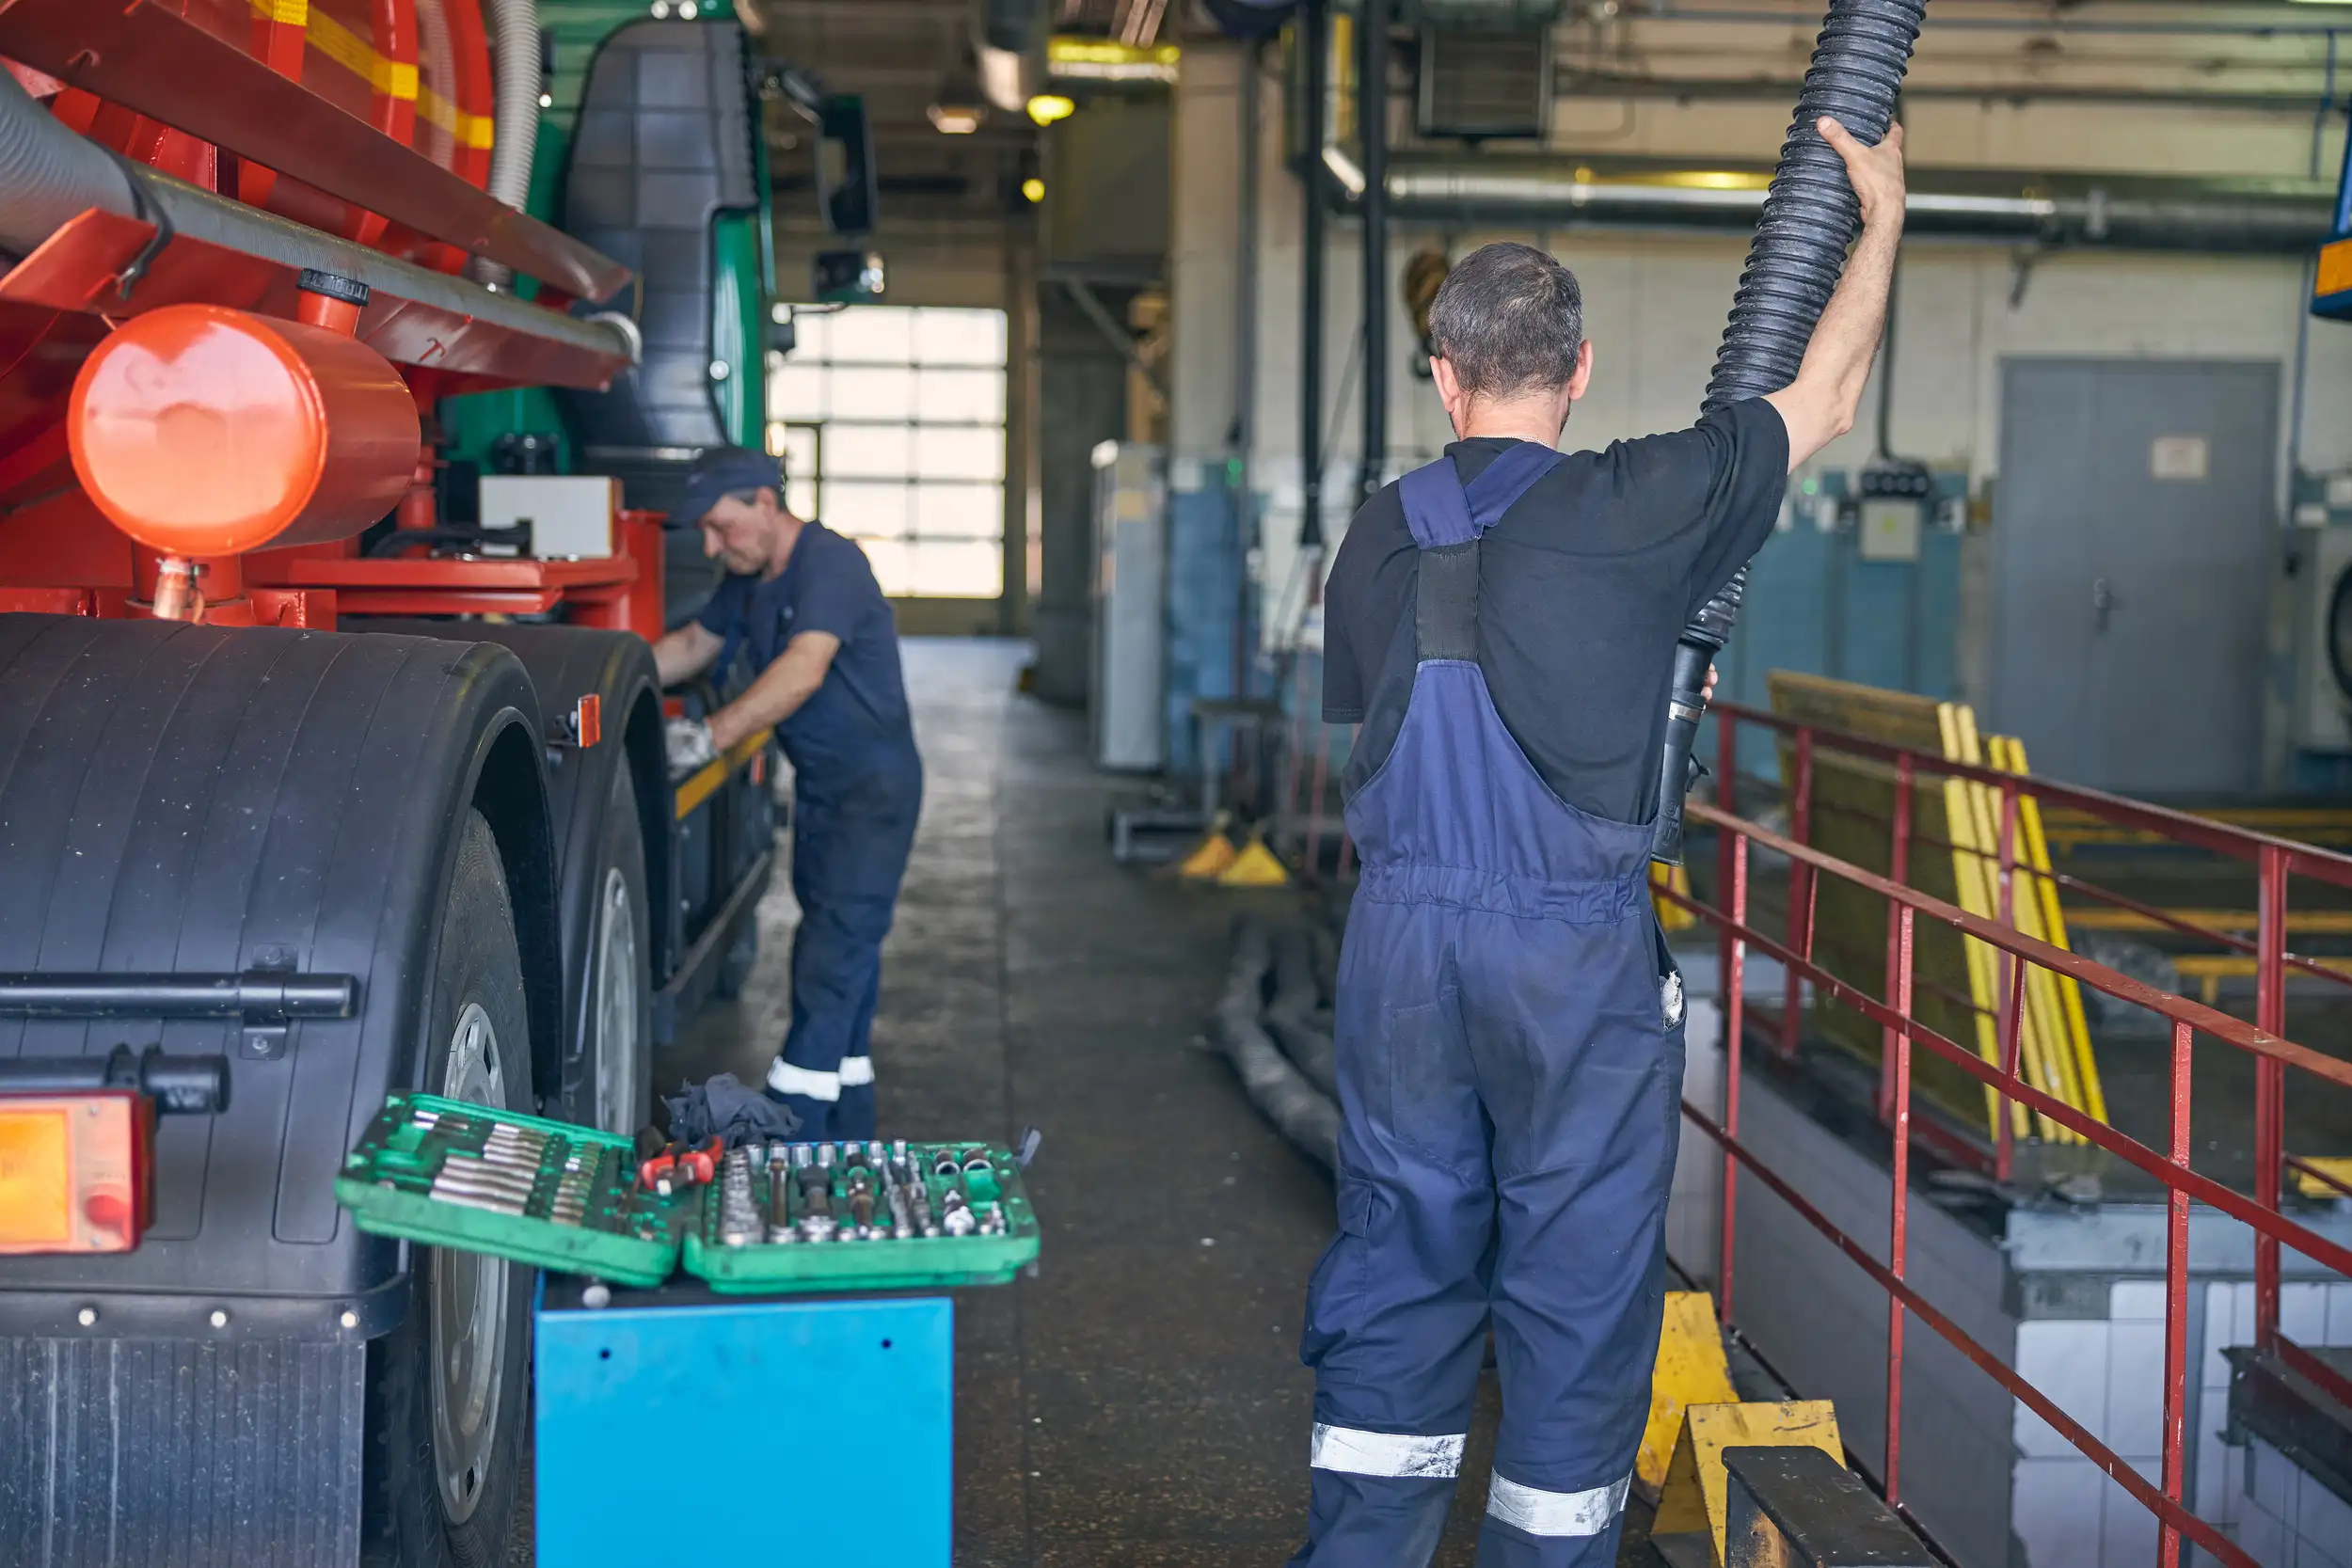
left=1659, top=702, right=2352, bottom=1568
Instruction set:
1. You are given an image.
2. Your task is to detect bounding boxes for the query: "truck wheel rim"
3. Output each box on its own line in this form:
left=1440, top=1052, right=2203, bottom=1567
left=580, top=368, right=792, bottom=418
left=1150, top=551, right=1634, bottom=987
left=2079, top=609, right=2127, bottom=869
left=432, top=1002, right=510, bottom=1526
left=593, top=866, right=642, bottom=1135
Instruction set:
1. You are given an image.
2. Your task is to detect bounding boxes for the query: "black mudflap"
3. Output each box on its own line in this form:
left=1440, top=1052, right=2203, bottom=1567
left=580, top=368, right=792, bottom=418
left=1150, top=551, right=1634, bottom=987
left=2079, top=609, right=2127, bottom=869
left=0, top=1336, right=365, bottom=1567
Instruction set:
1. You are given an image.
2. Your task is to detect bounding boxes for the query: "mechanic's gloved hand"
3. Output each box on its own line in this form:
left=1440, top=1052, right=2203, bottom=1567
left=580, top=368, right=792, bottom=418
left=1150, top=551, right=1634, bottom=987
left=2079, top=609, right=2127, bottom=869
left=665, top=715, right=719, bottom=773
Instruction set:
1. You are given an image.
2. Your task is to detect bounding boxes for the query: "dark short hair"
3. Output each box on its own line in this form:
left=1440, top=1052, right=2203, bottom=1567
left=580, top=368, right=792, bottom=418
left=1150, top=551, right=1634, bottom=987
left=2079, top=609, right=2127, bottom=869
left=1425, top=242, right=1584, bottom=399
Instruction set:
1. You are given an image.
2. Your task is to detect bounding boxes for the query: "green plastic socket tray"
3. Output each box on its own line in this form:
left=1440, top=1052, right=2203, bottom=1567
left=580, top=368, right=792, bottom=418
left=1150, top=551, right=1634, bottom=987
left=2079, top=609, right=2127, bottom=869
left=334, top=1093, right=678, bottom=1288
left=336, top=1094, right=1041, bottom=1294
left=680, top=1140, right=1040, bottom=1294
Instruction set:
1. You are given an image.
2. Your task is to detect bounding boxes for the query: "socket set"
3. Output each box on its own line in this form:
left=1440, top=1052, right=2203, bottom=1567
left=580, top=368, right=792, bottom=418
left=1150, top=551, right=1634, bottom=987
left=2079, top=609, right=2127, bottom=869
left=681, top=1138, right=1039, bottom=1294
left=336, top=1094, right=1039, bottom=1293
left=335, top=1093, right=678, bottom=1286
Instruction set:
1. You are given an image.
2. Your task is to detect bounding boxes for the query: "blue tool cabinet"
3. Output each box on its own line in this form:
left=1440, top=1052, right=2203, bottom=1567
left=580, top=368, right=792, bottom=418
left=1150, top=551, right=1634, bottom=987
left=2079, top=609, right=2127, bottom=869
left=534, top=1291, right=955, bottom=1563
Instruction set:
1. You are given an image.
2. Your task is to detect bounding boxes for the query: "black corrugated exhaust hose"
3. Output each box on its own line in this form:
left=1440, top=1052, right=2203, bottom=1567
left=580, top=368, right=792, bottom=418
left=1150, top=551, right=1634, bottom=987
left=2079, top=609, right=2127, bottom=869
left=1649, top=0, right=1928, bottom=865
left=1215, top=918, right=1340, bottom=1170
left=1264, top=923, right=1338, bottom=1100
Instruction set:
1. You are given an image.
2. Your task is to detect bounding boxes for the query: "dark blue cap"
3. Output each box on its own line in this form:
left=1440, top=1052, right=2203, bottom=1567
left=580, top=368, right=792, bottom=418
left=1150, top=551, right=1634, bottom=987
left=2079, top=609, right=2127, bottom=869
left=673, top=444, right=785, bottom=528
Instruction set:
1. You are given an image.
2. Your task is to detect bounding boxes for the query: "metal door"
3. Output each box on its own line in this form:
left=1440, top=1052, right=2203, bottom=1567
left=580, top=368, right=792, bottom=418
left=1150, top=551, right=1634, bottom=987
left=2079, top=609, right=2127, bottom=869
left=1992, top=359, right=2278, bottom=794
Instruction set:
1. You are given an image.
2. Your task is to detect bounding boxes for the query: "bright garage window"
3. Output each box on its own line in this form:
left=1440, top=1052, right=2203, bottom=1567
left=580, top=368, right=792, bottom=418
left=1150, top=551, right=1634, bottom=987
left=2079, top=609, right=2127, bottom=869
left=768, top=306, right=1008, bottom=599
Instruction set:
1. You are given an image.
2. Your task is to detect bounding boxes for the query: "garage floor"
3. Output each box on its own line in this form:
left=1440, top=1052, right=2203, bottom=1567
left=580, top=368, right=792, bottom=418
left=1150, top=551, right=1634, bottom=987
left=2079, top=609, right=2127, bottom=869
left=668, top=639, right=1651, bottom=1567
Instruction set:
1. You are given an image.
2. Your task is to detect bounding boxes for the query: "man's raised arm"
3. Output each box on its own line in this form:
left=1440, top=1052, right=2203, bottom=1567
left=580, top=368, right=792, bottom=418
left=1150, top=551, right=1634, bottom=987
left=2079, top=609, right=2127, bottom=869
left=1763, top=116, right=1907, bottom=471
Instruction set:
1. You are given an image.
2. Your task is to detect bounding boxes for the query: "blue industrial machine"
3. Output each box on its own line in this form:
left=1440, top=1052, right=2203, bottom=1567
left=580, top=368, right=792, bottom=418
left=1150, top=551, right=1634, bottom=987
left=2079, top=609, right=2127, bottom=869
left=1713, top=467, right=1969, bottom=715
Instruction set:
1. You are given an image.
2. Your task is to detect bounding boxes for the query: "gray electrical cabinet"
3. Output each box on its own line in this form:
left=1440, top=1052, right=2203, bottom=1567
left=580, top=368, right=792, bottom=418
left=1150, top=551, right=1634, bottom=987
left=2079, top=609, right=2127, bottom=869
left=1091, top=442, right=1168, bottom=771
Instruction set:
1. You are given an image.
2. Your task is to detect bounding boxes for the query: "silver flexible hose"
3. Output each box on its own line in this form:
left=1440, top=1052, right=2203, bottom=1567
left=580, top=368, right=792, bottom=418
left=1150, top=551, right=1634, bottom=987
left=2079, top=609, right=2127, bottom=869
left=470, top=0, right=541, bottom=288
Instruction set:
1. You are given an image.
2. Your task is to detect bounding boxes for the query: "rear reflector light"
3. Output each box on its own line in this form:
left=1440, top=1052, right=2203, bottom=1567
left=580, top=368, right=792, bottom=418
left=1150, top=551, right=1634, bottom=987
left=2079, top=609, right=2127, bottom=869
left=0, top=1093, right=152, bottom=1254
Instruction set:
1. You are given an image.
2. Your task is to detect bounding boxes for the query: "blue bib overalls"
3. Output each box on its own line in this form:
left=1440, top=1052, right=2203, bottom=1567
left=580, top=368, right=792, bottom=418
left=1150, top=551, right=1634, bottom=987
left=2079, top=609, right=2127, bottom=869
left=1293, top=445, right=1687, bottom=1568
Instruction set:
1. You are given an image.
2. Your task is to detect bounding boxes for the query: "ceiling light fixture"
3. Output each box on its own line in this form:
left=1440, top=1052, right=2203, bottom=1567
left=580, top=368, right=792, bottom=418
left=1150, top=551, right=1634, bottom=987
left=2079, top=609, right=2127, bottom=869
left=929, top=69, right=990, bottom=135
left=1022, top=177, right=1045, bottom=204
left=1025, top=93, right=1075, bottom=127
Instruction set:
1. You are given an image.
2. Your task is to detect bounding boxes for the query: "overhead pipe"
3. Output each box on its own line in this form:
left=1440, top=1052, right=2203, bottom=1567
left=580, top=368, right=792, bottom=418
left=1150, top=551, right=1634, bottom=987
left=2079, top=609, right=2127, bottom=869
left=1551, top=66, right=2336, bottom=115
left=1630, top=5, right=2352, bottom=40
left=1366, top=153, right=2332, bottom=252
left=1358, top=0, right=1389, bottom=510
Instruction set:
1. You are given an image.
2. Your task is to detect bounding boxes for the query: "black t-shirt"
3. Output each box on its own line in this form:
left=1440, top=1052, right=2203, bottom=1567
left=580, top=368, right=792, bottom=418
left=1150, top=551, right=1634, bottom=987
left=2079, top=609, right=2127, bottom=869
left=1322, top=399, right=1788, bottom=823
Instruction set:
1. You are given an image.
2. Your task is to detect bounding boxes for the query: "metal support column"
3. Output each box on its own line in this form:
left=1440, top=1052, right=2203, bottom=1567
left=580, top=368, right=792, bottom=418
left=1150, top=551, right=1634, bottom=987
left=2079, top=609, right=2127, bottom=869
left=1299, top=0, right=1327, bottom=554
left=1232, top=41, right=1263, bottom=700
left=1357, top=0, right=1388, bottom=510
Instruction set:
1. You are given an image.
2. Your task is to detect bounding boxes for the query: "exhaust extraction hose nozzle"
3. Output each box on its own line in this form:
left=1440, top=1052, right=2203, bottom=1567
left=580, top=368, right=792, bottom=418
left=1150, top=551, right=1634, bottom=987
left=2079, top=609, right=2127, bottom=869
left=1650, top=0, right=1928, bottom=865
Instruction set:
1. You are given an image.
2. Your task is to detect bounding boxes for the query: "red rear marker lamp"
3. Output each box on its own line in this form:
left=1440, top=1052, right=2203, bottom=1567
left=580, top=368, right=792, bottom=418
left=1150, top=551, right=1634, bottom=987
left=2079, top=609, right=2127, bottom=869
left=68, top=281, right=420, bottom=560
left=0, top=1096, right=151, bottom=1256
left=0, top=1047, right=230, bottom=1256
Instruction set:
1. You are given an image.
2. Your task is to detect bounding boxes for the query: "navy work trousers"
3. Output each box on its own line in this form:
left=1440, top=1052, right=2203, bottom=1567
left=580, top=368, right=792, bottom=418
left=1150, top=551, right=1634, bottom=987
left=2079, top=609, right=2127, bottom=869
left=766, top=752, right=921, bottom=1140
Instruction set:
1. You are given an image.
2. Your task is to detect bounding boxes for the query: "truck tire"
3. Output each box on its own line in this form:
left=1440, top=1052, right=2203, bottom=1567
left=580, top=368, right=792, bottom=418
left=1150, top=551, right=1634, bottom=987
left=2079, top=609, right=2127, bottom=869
left=362, top=811, right=534, bottom=1568
left=352, top=620, right=668, bottom=1132
left=583, top=761, right=653, bottom=1133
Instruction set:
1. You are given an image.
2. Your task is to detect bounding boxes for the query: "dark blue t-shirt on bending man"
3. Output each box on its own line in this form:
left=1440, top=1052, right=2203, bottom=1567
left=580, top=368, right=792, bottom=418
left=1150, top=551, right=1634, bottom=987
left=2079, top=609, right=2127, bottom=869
left=696, top=521, right=914, bottom=797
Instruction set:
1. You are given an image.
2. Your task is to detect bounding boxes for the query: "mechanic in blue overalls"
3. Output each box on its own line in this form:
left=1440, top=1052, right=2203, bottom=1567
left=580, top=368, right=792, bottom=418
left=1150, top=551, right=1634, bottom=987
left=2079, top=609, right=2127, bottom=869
left=1294, top=118, right=1903, bottom=1567
left=654, top=445, right=921, bottom=1142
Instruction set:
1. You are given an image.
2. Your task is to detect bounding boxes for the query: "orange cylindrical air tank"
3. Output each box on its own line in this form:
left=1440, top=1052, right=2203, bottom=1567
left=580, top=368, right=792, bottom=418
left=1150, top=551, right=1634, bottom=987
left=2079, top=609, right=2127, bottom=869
left=67, top=302, right=421, bottom=557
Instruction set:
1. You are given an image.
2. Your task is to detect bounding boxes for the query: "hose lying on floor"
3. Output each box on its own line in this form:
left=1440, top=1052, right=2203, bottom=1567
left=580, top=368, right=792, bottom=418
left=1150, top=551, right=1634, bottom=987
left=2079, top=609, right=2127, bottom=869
left=1264, top=922, right=1337, bottom=1101
left=1215, top=918, right=1339, bottom=1170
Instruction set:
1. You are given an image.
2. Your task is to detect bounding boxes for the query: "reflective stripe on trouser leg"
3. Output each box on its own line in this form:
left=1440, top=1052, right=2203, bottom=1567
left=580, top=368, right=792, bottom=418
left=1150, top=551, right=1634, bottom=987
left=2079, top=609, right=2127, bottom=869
left=1310, top=1425, right=1465, bottom=1479
left=837, top=1055, right=874, bottom=1086
left=1485, top=1473, right=1629, bottom=1537
left=766, top=1058, right=841, bottom=1101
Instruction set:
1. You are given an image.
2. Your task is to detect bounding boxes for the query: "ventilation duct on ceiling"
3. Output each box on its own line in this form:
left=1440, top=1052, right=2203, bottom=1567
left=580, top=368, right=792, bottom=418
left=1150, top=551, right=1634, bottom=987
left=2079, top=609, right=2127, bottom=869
left=1417, top=25, right=1553, bottom=141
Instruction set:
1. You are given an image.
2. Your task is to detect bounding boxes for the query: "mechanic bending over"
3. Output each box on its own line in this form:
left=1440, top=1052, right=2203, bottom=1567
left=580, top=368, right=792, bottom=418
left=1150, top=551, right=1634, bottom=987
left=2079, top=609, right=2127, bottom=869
left=1291, top=117, right=1905, bottom=1568
left=653, top=445, right=922, bottom=1142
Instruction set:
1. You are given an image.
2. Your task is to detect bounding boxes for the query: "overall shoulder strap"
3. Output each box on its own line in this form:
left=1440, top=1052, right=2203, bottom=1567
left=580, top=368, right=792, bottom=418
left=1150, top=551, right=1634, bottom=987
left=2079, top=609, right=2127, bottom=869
left=1462, top=440, right=1566, bottom=531
left=1396, top=456, right=1474, bottom=548
left=1398, top=443, right=1565, bottom=661
left=1395, top=456, right=1474, bottom=659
